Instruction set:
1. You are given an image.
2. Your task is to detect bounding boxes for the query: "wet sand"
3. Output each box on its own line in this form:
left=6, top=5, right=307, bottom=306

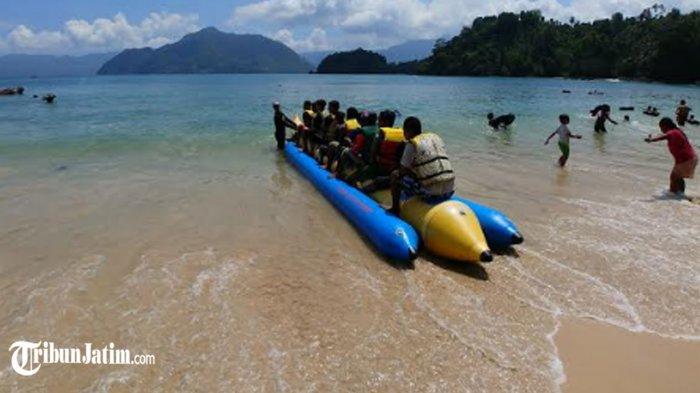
left=557, top=317, right=700, bottom=393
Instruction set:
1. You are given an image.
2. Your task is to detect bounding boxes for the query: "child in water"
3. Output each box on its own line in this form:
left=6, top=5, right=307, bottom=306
left=545, top=114, right=582, bottom=167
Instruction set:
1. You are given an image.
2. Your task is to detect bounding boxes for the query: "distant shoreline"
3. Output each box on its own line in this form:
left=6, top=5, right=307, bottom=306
left=2, top=73, right=698, bottom=87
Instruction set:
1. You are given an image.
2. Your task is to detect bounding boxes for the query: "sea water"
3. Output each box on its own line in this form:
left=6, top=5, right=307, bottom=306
left=0, top=74, right=698, bottom=391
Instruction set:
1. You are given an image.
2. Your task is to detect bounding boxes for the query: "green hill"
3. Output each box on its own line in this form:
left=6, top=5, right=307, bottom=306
left=316, top=48, right=391, bottom=74
left=98, top=27, right=311, bottom=74
left=419, top=8, right=700, bottom=83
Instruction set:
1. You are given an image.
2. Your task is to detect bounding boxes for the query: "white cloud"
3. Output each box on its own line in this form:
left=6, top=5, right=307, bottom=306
left=273, top=27, right=330, bottom=52
left=8, top=24, right=71, bottom=51
left=2, top=12, right=199, bottom=54
left=229, top=0, right=700, bottom=51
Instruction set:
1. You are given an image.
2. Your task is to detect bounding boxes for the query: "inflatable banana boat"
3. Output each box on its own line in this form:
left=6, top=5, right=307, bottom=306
left=370, top=191, right=492, bottom=262
left=286, top=118, right=523, bottom=262
left=373, top=128, right=523, bottom=253
left=451, top=197, right=523, bottom=251
left=284, top=142, right=420, bottom=261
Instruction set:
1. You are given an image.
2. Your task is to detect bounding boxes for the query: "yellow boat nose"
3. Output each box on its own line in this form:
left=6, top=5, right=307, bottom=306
left=402, top=199, right=490, bottom=263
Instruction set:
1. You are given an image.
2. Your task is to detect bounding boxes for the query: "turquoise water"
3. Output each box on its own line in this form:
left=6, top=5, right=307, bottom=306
left=2, top=74, right=698, bottom=177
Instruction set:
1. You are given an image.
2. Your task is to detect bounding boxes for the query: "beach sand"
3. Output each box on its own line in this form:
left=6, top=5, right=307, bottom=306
left=556, top=317, right=700, bottom=393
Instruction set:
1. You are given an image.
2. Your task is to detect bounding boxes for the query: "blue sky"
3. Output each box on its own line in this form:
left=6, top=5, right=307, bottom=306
left=1, top=0, right=698, bottom=55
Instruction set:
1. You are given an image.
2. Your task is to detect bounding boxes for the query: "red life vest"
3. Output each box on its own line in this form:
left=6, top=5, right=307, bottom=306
left=377, top=127, right=405, bottom=171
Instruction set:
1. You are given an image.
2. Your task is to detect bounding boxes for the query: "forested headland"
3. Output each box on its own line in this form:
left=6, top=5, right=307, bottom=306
left=318, top=6, right=700, bottom=83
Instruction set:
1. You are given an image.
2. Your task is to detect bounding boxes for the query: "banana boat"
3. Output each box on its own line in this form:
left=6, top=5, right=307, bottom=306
left=284, top=142, right=420, bottom=262
left=370, top=190, right=492, bottom=262
left=452, top=196, right=524, bottom=251
left=373, top=127, right=523, bottom=254
left=287, top=117, right=522, bottom=262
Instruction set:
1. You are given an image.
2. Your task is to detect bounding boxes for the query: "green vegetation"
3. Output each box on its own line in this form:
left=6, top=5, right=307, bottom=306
left=98, top=27, right=310, bottom=75
left=316, top=49, right=391, bottom=74
left=420, top=7, right=700, bottom=83
left=317, top=7, right=699, bottom=83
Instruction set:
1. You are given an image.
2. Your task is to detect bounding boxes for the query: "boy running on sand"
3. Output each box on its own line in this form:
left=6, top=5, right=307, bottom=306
left=545, top=114, right=582, bottom=167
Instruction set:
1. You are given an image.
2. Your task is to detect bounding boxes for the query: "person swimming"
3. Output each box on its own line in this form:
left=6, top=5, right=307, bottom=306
left=487, top=113, right=516, bottom=129
left=42, top=93, right=56, bottom=104
left=643, top=106, right=660, bottom=116
left=687, top=115, right=699, bottom=126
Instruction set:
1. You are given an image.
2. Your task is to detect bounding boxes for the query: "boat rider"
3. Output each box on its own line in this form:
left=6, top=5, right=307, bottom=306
left=273, top=102, right=296, bottom=150
left=389, top=117, right=455, bottom=215
left=316, top=100, right=343, bottom=165
left=359, top=110, right=405, bottom=192
left=327, top=106, right=360, bottom=172
left=336, top=111, right=378, bottom=181
left=298, top=100, right=314, bottom=151
left=345, top=107, right=361, bottom=136
left=308, top=99, right=327, bottom=154
left=323, top=111, right=346, bottom=168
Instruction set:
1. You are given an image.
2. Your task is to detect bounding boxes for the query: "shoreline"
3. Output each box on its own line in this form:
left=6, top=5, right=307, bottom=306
left=2, top=73, right=699, bottom=86
left=555, top=317, right=700, bottom=393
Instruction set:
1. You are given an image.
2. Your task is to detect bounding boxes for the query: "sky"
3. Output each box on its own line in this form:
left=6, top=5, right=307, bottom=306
left=1, top=0, right=698, bottom=55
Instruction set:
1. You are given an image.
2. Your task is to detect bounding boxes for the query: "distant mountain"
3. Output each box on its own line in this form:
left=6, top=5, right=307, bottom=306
left=301, top=51, right=333, bottom=68
left=302, top=39, right=435, bottom=69
left=380, top=39, right=435, bottom=63
left=316, top=48, right=390, bottom=74
left=315, top=48, right=421, bottom=74
left=98, top=27, right=311, bottom=75
left=0, top=53, right=116, bottom=78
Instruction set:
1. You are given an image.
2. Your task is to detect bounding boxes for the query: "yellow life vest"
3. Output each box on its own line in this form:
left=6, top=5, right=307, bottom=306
left=380, top=127, right=405, bottom=142
left=345, top=118, right=361, bottom=132
left=409, top=133, right=454, bottom=187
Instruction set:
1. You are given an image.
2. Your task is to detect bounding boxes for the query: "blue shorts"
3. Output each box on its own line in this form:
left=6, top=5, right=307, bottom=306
left=401, top=177, right=454, bottom=203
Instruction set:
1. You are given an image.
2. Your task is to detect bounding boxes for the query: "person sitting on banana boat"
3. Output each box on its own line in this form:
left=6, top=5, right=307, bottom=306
left=389, top=117, right=455, bottom=215
left=359, top=110, right=406, bottom=192
left=306, top=99, right=327, bottom=153
left=344, top=107, right=361, bottom=136
left=314, top=100, right=342, bottom=158
left=317, top=101, right=345, bottom=167
left=297, top=100, right=314, bottom=151
left=336, top=111, right=378, bottom=181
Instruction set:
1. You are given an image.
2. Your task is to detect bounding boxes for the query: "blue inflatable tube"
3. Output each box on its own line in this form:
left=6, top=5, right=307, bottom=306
left=451, top=196, right=523, bottom=251
left=284, top=143, right=420, bottom=261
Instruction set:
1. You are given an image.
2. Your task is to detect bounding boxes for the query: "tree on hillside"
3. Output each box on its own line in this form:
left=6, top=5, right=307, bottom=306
left=417, top=8, right=700, bottom=83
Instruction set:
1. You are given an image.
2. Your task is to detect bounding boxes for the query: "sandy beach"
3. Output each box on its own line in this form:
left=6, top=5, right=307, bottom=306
left=557, top=317, right=700, bottom=393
